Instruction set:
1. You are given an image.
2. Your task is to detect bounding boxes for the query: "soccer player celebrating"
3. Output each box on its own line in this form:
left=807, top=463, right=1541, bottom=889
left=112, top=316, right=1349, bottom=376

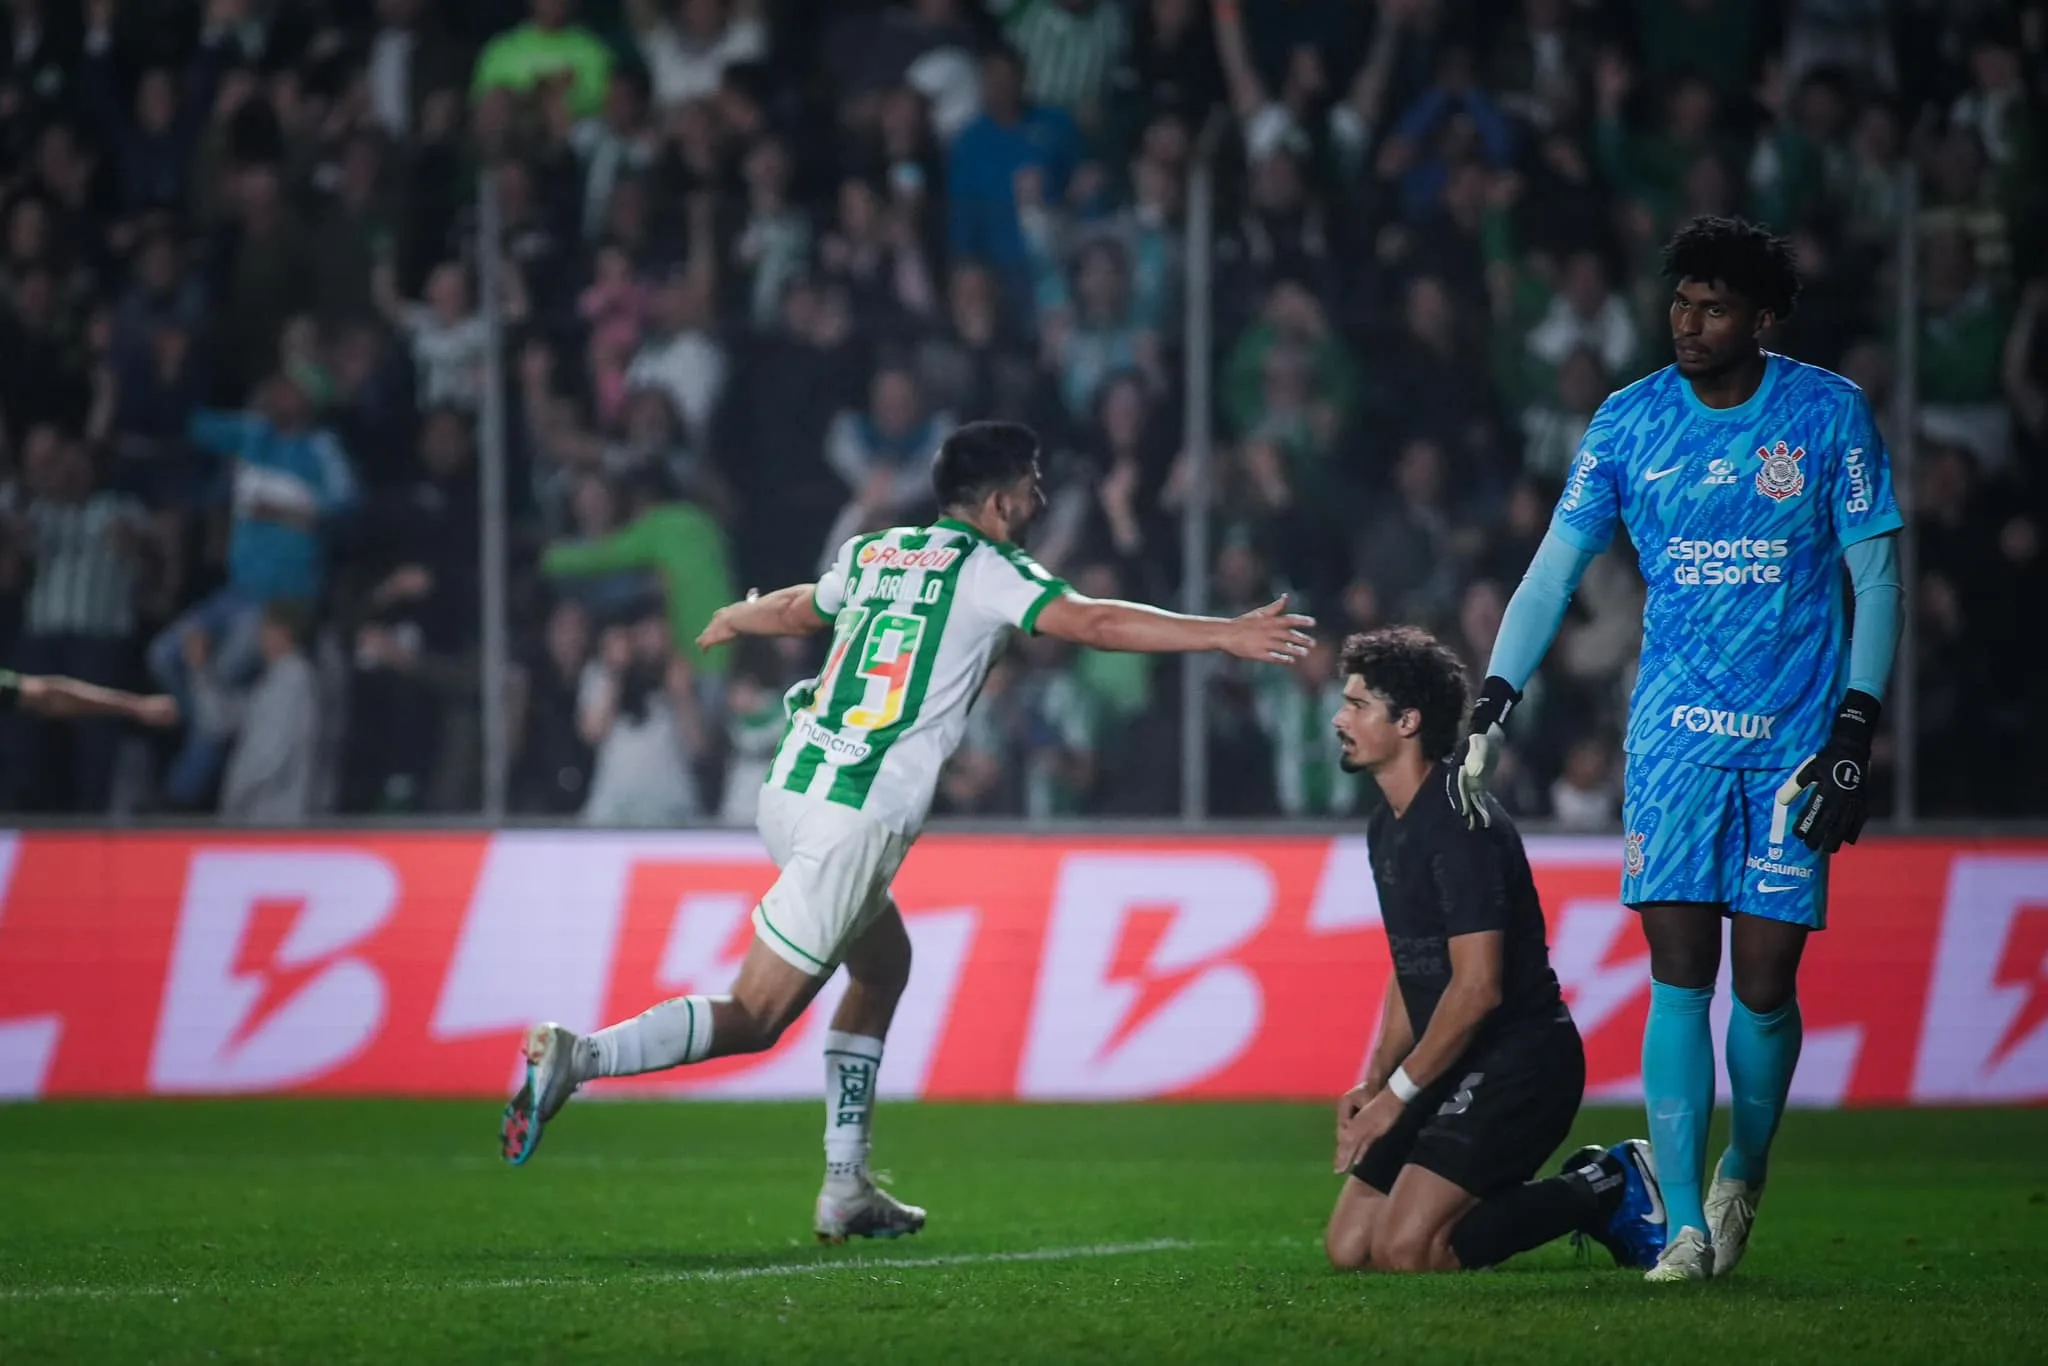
left=0, top=668, right=178, bottom=726
left=1457, top=217, right=1903, bottom=1281
left=1324, top=627, right=1665, bottom=1275
left=502, top=420, right=1317, bottom=1242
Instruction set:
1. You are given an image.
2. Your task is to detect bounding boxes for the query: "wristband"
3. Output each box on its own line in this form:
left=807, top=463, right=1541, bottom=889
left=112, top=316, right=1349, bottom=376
left=1387, top=1065, right=1421, bottom=1104
left=1833, top=688, right=1882, bottom=751
left=1469, top=675, right=1521, bottom=737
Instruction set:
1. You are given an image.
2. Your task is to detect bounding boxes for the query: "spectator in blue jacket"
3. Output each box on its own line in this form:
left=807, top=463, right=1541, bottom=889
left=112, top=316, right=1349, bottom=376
left=947, top=44, right=1084, bottom=314
left=1379, top=45, right=1515, bottom=224
left=148, top=372, right=357, bottom=807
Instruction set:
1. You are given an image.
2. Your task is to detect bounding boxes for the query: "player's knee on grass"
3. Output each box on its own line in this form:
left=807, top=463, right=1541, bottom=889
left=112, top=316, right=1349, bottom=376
left=1324, top=1222, right=1370, bottom=1271
left=1372, top=1166, right=1477, bottom=1273
left=1325, top=1180, right=1383, bottom=1271
left=1369, top=1217, right=1454, bottom=1275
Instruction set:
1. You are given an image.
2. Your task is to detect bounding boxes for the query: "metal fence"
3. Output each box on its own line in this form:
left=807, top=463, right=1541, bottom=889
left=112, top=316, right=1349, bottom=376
left=456, top=152, right=1932, bottom=831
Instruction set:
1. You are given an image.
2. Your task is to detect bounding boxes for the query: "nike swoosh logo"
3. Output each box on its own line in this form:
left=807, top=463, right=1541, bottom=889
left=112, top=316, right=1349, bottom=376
left=1637, top=1154, right=1667, bottom=1227
left=1756, top=881, right=1799, bottom=894
left=1643, top=466, right=1683, bottom=481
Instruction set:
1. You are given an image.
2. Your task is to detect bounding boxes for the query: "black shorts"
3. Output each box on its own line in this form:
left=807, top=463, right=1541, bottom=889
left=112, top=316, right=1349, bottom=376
left=1351, top=1010, right=1586, bottom=1200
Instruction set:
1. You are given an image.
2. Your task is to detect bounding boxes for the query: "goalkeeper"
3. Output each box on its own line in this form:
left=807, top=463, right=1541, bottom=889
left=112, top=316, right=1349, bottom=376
left=1455, top=216, right=1903, bottom=1282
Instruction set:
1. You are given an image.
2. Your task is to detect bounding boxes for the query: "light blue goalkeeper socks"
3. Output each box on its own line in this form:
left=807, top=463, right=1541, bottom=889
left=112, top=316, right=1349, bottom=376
left=1723, top=995, right=1803, bottom=1185
left=1643, top=980, right=1716, bottom=1235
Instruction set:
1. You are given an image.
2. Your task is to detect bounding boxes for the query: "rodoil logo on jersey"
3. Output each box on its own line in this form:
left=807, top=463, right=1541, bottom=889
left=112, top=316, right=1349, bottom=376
left=1755, top=440, right=1806, bottom=502
left=857, top=544, right=962, bottom=572
left=1664, top=535, right=1790, bottom=585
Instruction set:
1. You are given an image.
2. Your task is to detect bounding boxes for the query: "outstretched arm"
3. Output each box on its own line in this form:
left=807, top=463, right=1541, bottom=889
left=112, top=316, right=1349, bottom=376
left=1034, top=593, right=1313, bottom=662
left=695, top=585, right=832, bottom=651
left=7, top=671, right=178, bottom=726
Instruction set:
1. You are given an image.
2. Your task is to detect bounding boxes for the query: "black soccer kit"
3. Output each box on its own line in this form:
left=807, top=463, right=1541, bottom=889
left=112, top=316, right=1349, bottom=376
left=1351, top=766, right=1586, bottom=1198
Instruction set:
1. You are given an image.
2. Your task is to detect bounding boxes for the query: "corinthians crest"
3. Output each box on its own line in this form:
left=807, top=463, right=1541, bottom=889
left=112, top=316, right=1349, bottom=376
left=1623, top=830, right=1646, bottom=879
left=1755, top=440, right=1806, bottom=501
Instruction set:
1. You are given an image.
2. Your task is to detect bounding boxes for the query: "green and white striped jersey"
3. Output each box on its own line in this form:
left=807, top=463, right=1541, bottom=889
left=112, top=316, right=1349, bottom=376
left=766, top=519, right=1069, bottom=833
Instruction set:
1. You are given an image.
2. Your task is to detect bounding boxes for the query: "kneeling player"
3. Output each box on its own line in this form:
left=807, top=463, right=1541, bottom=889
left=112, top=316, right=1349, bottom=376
left=1323, top=628, right=1664, bottom=1273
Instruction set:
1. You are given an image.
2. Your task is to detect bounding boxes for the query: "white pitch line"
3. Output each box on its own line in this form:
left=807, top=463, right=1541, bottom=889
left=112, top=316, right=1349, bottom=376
left=461, top=1237, right=1196, bottom=1292
left=1, top=1238, right=1197, bottom=1303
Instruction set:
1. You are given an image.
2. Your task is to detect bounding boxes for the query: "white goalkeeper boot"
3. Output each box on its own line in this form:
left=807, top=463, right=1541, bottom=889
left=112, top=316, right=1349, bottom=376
left=815, top=1173, right=927, bottom=1244
left=1645, top=1225, right=1715, bottom=1282
left=1705, top=1154, right=1764, bottom=1276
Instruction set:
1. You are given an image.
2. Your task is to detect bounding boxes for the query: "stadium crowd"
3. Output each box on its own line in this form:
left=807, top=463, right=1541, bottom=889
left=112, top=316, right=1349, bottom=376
left=0, top=0, right=2043, bottom=824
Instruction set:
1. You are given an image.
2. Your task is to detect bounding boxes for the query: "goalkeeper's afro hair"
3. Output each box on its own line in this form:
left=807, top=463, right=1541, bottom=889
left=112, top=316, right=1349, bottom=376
left=1661, top=215, right=1801, bottom=320
left=1340, top=626, right=1470, bottom=763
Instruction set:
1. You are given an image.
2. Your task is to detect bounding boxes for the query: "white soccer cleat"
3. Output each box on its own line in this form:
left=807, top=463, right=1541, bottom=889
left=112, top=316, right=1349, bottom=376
left=1705, top=1155, right=1764, bottom=1276
left=501, top=1022, right=583, bottom=1166
left=1644, top=1225, right=1714, bottom=1283
left=815, top=1175, right=927, bottom=1244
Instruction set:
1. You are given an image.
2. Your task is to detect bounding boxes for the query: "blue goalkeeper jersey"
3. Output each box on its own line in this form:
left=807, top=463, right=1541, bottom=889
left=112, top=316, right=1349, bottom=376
left=1549, top=353, right=1902, bottom=769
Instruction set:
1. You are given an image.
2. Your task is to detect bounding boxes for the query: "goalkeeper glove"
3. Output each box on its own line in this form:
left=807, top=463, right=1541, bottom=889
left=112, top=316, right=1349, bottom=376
left=1774, top=689, right=1881, bottom=854
left=1452, top=676, right=1522, bottom=830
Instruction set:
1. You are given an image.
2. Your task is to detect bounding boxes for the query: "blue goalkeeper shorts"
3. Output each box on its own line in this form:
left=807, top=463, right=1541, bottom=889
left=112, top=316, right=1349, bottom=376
left=1620, top=751, right=1829, bottom=929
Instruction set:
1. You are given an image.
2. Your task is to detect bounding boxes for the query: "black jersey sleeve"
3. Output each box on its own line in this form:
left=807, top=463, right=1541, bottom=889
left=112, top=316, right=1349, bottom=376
left=1425, top=778, right=1511, bottom=938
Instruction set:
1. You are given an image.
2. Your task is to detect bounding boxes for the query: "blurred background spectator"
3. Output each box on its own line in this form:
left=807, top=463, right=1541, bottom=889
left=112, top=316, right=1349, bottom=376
left=1, top=0, right=2042, bottom=824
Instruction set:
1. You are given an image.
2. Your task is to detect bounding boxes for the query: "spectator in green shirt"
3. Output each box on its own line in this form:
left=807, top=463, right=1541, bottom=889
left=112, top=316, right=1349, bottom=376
left=474, top=0, right=615, bottom=119
left=1594, top=51, right=1735, bottom=234
left=541, top=474, right=736, bottom=676
left=1630, top=0, right=1758, bottom=104
left=1221, top=279, right=1361, bottom=487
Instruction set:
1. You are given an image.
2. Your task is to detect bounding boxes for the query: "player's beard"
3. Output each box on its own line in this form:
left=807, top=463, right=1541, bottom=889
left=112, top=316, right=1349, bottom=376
left=1675, top=336, right=1756, bottom=383
left=1001, top=489, right=1043, bottom=544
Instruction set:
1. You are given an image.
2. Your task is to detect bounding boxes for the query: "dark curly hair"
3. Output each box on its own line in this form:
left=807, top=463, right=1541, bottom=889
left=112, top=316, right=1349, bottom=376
left=1340, top=626, right=1470, bottom=763
left=1661, top=215, right=1801, bottom=321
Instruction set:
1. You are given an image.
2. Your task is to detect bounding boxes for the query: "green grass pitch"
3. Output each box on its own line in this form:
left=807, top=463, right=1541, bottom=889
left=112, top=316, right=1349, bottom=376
left=1, top=1101, right=2043, bottom=1364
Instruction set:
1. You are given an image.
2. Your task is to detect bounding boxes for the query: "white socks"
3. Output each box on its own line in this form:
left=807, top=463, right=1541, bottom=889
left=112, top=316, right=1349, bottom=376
left=574, top=1008, right=884, bottom=1183
left=580, top=996, right=722, bottom=1079
left=823, top=1030, right=884, bottom=1182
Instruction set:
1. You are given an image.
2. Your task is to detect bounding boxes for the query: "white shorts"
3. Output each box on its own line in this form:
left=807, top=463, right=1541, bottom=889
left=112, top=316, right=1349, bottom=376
left=752, top=786, right=913, bottom=976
